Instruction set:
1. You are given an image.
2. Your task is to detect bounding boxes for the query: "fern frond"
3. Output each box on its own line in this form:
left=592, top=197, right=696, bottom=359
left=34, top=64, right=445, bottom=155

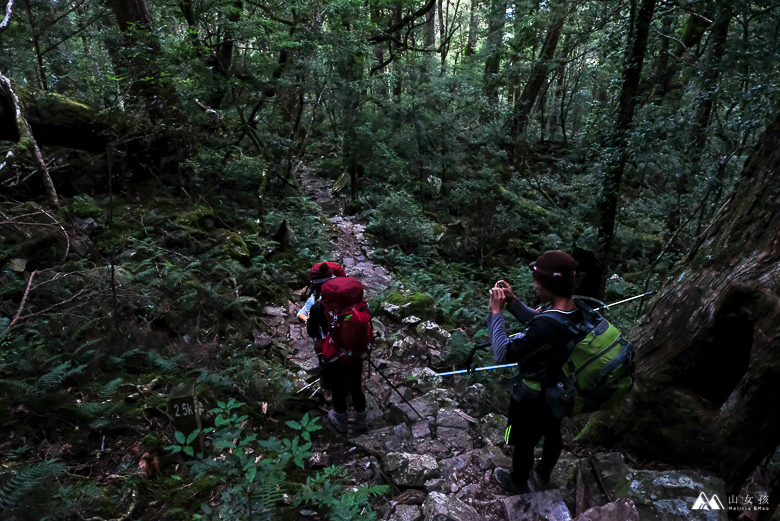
left=0, top=459, right=66, bottom=513
left=36, top=362, right=87, bottom=390
left=98, top=378, right=124, bottom=400
left=130, top=268, right=156, bottom=284
left=147, top=352, right=184, bottom=373
left=0, top=379, right=37, bottom=395
left=251, top=469, right=285, bottom=515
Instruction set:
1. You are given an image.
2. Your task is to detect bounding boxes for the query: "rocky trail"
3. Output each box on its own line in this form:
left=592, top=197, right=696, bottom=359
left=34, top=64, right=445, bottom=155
left=254, top=169, right=734, bottom=521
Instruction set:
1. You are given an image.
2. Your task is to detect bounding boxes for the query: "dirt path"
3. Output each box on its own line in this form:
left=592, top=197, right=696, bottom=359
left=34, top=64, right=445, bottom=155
left=298, top=166, right=393, bottom=296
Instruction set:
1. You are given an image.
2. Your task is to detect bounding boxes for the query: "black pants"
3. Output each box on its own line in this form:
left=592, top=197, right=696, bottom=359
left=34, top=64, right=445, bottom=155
left=322, top=360, right=366, bottom=414
left=506, top=395, right=563, bottom=485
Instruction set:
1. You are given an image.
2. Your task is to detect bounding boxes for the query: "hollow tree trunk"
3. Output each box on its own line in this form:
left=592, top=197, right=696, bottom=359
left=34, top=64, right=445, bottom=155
left=578, top=111, right=780, bottom=495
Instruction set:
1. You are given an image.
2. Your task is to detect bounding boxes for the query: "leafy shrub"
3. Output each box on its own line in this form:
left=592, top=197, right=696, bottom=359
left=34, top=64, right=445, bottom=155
left=366, top=191, right=433, bottom=251
left=167, top=401, right=388, bottom=520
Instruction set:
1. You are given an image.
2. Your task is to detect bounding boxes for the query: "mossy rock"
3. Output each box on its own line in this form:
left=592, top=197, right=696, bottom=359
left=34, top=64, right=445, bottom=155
left=69, top=195, right=103, bottom=218
left=176, top=206, right=215, bottom=227
left=212, top=229, right=249, bottom=259
left=385, top=292, right=437, bottom=321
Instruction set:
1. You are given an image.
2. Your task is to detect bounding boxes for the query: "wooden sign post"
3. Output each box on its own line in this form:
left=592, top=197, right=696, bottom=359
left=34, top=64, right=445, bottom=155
left=168, top=382, right=204, bottom=455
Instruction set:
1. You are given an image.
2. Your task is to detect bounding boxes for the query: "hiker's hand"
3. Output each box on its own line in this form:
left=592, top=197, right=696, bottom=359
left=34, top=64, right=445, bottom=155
left=298, top=313, right=309, bottom=323
left=495, top=280, right=517, bottom=303
left=489, top=288, right=506, bottom=314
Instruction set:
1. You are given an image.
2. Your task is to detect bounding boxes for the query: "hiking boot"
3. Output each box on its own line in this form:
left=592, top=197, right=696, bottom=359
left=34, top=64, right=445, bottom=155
left=355, top=410, right=369, bottom=433
left=328, top=410, right=348, bottom=434
left=494, top=467, right=530, bottom=495
left=529, top=467, right=552, bottom=492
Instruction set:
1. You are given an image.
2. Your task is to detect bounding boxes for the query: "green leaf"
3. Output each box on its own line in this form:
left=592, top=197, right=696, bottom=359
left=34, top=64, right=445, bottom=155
left=286, top=420, right=302, bottom=430
left=186, top=430, right=200, bottom=444
left=175, top=431, right=186, bottom=444
left=239, top=434, right=258, bottom=446
left=213, top=439, right=236, bottom=450
left=183, top=446, right=194, bottom=456
left=246, top=466, right=257, bottom=482
left=167, top=445, right=182, bottom=454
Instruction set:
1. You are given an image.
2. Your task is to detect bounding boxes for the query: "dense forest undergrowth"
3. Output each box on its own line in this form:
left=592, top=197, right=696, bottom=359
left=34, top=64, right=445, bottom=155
left=3, top=0, right=780, bottom=518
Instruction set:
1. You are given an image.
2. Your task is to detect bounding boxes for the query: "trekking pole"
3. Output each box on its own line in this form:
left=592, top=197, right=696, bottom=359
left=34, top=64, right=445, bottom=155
left=434, top=363, right=518, bottom=377
left=436, top=292, right=657, bottom=378
left=297, top=378, right=320, bottom=394
left=368, top=359, right=426, bottom=421
left=593, top=291, right=656, bottom=311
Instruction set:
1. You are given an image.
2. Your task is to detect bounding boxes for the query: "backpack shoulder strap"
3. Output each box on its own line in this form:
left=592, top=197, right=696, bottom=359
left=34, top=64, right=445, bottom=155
left=529, top=309, right=592, bottom=337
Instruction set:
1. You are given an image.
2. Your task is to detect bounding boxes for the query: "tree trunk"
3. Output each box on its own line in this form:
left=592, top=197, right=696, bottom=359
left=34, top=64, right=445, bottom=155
left=207, top=1, right=242, bottom=109
left=650, top=2, right=716, bottom=100
left=483, top=0, right=507, bottom=98
left=107, top=0, right=183, bottom=127
left=465, top=0, right=478, bottom=57
left=586, top=0, right=656, bottom=298
left=510, top=12, right=566, bottom=136
left=393, top=2, right=403, bottom=98
left=578, top=111, right=780, bottom=495
left=687, top=7, right=731, bottom=170
left=425, top=0, right=436, bottom=47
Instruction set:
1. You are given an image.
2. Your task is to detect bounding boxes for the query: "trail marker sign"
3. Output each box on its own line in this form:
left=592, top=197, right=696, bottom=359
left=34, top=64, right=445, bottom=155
left=168, top=382, right=204, bottom=454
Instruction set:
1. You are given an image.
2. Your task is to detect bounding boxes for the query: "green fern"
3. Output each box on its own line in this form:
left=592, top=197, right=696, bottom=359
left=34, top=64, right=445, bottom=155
left=146, top=351, right=184, bottom=373
left=98, top=377, right=124, bottom=400
left=36, top=362, right=87, bottom=390
left=250, top=469, right=285, bottom=519
left=0, top=378, right=37, bottom=395
left=0, top=459, right=66, bottom=514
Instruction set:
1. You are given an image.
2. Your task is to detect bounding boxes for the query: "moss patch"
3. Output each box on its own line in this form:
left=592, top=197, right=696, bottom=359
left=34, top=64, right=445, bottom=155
left=385, top=292, right=437, bottom=320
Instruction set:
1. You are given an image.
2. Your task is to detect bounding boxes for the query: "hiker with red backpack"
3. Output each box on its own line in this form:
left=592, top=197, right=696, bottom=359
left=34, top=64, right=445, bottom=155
left=307, top=275, right=374, bottom=434
left=301, top=262, right=347, bottom=402
left=298, top=262, right=346, bottom=323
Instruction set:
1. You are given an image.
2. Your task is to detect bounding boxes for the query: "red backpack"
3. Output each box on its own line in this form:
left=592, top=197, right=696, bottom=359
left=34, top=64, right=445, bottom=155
left=309, top=262, right=346, bottom=283
left=319, top=277, right=374, bottom=364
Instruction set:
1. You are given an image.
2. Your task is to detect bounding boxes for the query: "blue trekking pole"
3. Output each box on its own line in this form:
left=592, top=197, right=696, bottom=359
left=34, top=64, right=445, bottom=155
left=436, top=291, right=656, bottom=377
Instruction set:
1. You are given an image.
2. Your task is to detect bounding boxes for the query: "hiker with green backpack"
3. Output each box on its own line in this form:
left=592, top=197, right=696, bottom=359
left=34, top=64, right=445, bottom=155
left=487, top=250, right=635, bottom=495
left=487, top=250, right=581, bottom=495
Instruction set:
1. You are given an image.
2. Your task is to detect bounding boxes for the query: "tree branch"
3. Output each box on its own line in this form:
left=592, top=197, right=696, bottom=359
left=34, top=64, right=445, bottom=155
left=369, top=0, right=437, bottom=44
left=0, top=73, right=60, bottom=207
left=0, top=0, right=14, bottom=36
left=1, top=270, right=36, bottom=338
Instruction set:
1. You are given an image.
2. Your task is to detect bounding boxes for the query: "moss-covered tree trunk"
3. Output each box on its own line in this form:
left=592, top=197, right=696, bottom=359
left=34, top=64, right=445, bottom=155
left=578, top=112, right=780, bottom=495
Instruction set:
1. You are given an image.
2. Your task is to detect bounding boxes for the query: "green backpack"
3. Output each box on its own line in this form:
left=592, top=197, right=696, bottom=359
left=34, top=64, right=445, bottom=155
left=534, top=299, right=635, bottom=418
